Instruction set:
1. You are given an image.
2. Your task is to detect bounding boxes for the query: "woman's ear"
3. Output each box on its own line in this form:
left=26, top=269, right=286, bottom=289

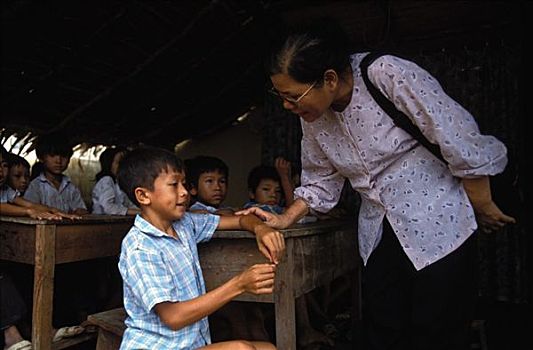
left=323, top=69, right=340, bottom=88
left=134, top=187, right=150, bottom=205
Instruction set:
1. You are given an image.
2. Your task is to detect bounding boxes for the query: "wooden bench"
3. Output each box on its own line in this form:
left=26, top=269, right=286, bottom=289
left=87, top=307, right=127, bottom=350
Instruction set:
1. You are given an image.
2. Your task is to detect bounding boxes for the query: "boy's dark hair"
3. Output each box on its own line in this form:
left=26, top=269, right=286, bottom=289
left=185, top=155, right=229, bottom=190
left=0, top=145, right=10, bottom=160
left=35, top=132, right=74, bottom=159
left=117, top=146, right=184, bottom=207
left=7, top=153, right=31, bottom=170
left=96, top=146, right=127, bottom=182
left=267, top=17, right=351, bottom=84
left=30, top=162, right=44, bottom=180
left=247, top=165, right=280, bottom=192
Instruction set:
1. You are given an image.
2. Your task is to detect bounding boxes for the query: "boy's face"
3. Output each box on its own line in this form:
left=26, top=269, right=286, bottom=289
left=251, top=178, right=282, bottom=206
left=191, top=170, right=228, bottom=208
left=8, top=164, right=30, bottom=193
left=0, top=154, right=8, bottom=185
left=142, top=168, right=189, bottom=221
left=40, top=154, right=70, bottom=175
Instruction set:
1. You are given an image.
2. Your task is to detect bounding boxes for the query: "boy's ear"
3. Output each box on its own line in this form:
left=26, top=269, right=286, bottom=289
left=248, top=190, right=255, bottom=200
left=189, top=187, right=198, bottom=196
left=134, top=187, right=151, bottom=205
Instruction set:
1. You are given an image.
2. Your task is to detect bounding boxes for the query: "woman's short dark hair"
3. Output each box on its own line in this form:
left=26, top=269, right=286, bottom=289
left=267, top=18, right=352, bottom=84
left=117, top=146, right=183, bottom=207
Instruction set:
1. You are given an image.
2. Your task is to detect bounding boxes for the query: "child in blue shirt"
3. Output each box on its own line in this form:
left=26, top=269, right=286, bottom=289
left=24, top=132, right=88, bottom=215
left=185, top=155, right=235, bottom=216
left=117, top=146, right=284, bottom=350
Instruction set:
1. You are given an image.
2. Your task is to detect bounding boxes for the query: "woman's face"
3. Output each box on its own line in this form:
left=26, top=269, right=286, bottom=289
left=270, top=73, right=332, bottom=123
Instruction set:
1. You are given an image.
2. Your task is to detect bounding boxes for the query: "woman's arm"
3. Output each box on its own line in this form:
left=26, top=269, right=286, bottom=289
left=462, top=176, right=516, bottom=232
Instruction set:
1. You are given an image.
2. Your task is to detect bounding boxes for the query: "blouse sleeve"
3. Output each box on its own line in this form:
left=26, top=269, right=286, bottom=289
left=92, top=177, right=128, bottom=215
left=367, top=55, right=508, bottom=178
left=294, top=125, right=346, bottom=213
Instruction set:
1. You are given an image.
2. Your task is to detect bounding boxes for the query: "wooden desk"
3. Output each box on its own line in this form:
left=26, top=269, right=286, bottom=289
left=0, top=215, right=133, bottom=350
left=199, top=219, right=359, bottom=350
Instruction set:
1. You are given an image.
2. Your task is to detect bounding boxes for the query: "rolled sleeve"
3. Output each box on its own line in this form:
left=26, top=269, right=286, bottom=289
left=369, top=55, right=509, bottom=178
left=295, top=129, right=345, bottom=213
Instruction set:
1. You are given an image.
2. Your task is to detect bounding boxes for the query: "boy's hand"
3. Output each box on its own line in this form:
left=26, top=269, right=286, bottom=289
left=236, top=263, right=276, bottom=295
left=254, top=224, right=285, bottom=264
left=274, top=157, right=291, bottom=179
left=27, top=208, right=64, bottom=220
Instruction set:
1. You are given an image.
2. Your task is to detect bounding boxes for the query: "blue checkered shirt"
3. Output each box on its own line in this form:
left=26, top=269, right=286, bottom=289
left=119, top=212, right=220, bottom=350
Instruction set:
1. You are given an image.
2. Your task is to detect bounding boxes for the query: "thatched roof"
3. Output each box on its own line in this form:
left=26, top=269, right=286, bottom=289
left=1, top=1, right=525, bottom=152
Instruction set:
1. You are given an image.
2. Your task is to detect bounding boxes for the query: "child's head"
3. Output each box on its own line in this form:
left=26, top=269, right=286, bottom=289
left=118, top=147, right=187, bottom=218
left=96, top=146, right=127, bottom=181
left=0, top=145, right=10, bottom=186
left=35, top=132, right=74, bottom=176
left=247, top=165, right=282, bottom=206
left=7, top=154, right=30, bottom=193
left=185, top=155, right=229, bottom=208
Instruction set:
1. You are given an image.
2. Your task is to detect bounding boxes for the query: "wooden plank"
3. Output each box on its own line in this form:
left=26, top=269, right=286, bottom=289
left=274, top=239, right=296, bottom=350
left=32, top=224, right=55, bottom=350
left=87, top=308, right=127, bottom=336
left=0, top=222, right=35, bottom=264
left=55, top=222, right=130, bottom=263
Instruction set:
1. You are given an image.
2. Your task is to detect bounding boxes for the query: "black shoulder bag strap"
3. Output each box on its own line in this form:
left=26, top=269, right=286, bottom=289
left=359, top=52, right=445, bottom=163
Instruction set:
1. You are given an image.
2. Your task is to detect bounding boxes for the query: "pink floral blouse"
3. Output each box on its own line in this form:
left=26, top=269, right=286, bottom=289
left=294, top=53, right=508, bottom=270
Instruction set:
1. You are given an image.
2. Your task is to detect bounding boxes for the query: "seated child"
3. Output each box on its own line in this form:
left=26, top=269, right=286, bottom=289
left=7, top=154, right=30, bottom=196
left=117, top=146, right=284, bottom=350
left=23, top=132, right=89, bottom=215
left=0, top=145, right=78, bottom=220
left=244, top=158, right=331, bottom=350
left=243, top=165, right=285, bottom=214
left=1, top=147, right=85, bottom=349
left=92, top=146, right=140, bottom=215
left=185, top=155, right=234, bottom=216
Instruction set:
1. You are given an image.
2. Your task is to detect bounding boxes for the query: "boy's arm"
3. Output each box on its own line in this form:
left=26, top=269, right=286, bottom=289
left=217, top=214, right=285, bottom=264
left=275, top=157, right=295, bottom=206
left=12, top=196, right=81, bottom=219
left=0, top=201, right=63, bottom=220
left=154, top=263, right=275, bottom=331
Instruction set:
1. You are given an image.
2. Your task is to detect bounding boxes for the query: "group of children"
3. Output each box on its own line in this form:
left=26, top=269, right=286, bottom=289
left=1, top=134, right=340, bottom=350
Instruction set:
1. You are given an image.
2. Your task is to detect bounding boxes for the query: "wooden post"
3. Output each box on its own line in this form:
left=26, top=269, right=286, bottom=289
left=32, top=224, right=55, bottom=350
left=274, top=239, right=296, bottom=349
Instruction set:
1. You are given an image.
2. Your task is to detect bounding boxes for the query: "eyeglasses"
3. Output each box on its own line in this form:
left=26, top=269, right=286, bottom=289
left=269, top=81, right=317, bottom=105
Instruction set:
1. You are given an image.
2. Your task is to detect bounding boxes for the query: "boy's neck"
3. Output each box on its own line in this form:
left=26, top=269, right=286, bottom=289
left=44, top=171, right=64, bottom=189
left=140, top=210, right=178, bottom=238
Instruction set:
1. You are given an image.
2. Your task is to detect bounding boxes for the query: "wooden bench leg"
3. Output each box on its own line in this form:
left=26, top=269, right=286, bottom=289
left=96, top=329, right=123, bottom=350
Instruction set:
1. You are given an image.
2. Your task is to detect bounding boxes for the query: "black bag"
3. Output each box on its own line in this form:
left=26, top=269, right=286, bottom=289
left=359, top=52, right=522, bottom=220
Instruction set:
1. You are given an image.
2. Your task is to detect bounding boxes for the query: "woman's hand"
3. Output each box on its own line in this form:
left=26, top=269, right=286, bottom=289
left=472, top=200, right=516, bottom=233
left=235, top=206, right=285, bottom=228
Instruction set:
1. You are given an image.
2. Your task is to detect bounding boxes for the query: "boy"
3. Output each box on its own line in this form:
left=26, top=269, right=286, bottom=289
left=7, top=153, right=31, bottom=195
left=117, top=146, right=284, bottom=350
left=1, top=146, right=84, bottom=349
left=0, top=145, right=77, bottom=220
left=185, top=155, right=234, bottom=216
left=23, top=132, right=89, bottom=215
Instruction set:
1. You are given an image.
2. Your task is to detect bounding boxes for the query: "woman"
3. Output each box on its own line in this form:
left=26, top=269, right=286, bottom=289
left=239, top=21, right=515, bottom=350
